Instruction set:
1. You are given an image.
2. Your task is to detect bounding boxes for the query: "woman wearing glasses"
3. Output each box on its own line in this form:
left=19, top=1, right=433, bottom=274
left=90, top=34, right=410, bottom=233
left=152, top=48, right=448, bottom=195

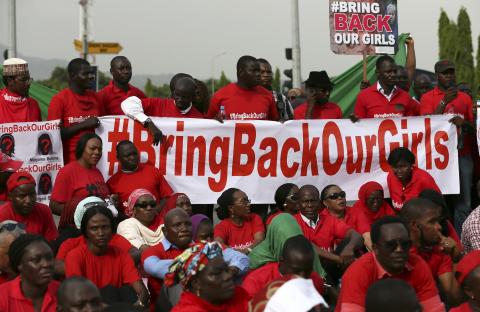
left=214, top=188, right=265, bottom=254
left=320, top=185, right=372, bottom=251
left=266, top=183, right=299, bottom=226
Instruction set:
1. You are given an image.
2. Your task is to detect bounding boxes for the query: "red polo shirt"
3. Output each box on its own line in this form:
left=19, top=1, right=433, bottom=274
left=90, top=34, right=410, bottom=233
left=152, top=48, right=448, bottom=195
left=47, top=89, right=104, bottom=163
left=207, top=83, right=279, bottom=120
left=321, top=207, right=370, bottom=235
left=387, top=167, right=441, bottom=211
left=241, top=262, right=324, bottom=297
left=140, top=98, right=204, bottom=118
left=56, top=234, right=132, bottom=261
left=107, top=163, right=173, bottom=214
left=293, top=102, right=343, bottom=119
left=0, top=201, right=58, bottom=241
left=450, top=302, right=473, bottom=312
left=98, top=80, right=146, bottom=115
left=336, top=252, right=444, bottom=312
left=410, top=246, right=452, bottom=277
left=294, top=212, right=351, bottom=251
left=0, top=88, right=41, bottom=123
left=420, top=87, right=473, bottom=156
left=214, top=214, right=265, bottom=250
left=354, top=84, right=418, bottom=118
left=0, top=276, right=59, bottom=312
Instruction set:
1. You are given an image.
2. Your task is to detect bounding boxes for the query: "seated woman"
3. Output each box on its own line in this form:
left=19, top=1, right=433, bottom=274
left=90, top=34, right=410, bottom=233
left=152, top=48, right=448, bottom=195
left=451, top=250, right=480, bottom=312
left=117, top=189, right=164, bottom=252
left=214, top=188, right=265, bottom=253
left=351, top=181, right=395, bottom=226
left=64, top=205, right=149, bottom=307
left=50, top=133, right=110, bottom=236
left=164, top=242, right=250, bottom=312
left=0, top=234, right=59, bottom=311
left=191, top=214, right=213, bottom=242
left=0, top=221, right=25, bottom=285
left=159, top=193, right=193, bottom=222
left=266, top=183, right=299, bottom=225
left=387, top=147, right=440, bottom=210
left=320, top=185, right=372, bottom=250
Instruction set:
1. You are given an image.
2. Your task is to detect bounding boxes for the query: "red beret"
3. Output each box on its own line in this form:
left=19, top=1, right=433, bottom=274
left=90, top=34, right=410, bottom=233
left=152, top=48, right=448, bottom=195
left=6, top=172, right=36, bottom=193
left=456, top=250, right=480, bottom=285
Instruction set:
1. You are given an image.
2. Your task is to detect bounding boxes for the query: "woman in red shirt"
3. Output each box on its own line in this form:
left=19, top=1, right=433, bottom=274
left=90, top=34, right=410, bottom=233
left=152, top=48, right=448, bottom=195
left=213, top=188, right=265, bottom=253
left=351, top=181, right=396, bottom=226
left=266, top=183, right=299, bottom=226
left=158, top=193, right=193, bottom=222
left=64, top=205, right=148, bottom=307
left=165, top=242, right=250, bottom=312
left=451, top=250, right=480, bottom=312
left=0, top=234, right=58, bottom=312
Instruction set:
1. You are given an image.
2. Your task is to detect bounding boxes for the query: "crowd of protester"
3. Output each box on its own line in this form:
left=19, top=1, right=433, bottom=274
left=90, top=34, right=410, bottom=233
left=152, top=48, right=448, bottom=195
left=0, top=35, right=479, bottom=311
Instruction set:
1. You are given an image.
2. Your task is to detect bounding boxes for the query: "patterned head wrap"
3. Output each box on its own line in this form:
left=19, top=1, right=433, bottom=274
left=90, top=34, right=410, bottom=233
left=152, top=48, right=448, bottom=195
left=126, top=188, right=156, bottom=217
left=164, top=242, right=223, bottom=289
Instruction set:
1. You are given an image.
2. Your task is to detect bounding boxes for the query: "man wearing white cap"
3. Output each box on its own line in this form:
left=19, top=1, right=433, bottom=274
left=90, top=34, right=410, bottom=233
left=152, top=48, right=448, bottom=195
left=0, top=58, right=41, bottom=123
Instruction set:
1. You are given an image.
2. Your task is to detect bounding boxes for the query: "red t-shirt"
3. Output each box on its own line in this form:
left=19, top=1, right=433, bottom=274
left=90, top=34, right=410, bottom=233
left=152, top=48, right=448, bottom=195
left=410, top=246, right=452, bottom=277
left=47, top=89, right=103, bottom=163
left=0, top=202, right=58, bottom=241
left=107, top=163, right=173, bottom=213
left=65, top=243, right=140, bottom=288
left=51, top=161, right=109, bottom=228
left=56, top=234, right=132, bottom=261
left=387, top=167, right=441, bottom=211
left=294, top=213, right=351, bottom=251
left=214, top=214, right=265, bottom=249
left=293, top=102, right=343, bottom=119
left=354, top=84, right=418, bottom=118
left=420, top=87, right=474, bottom=156
left=351, top=201, right=396, bottom=227
left=265, top=211, right=282, bottom=226
left=172, top=287, right=249, bottom=312
left=140, top=98, right=204, bottom=118
left=241, top=262, right=324, bottom=297
left=450, top=302, right=473, bottom=312
left=207, top=83, right=279, bottom=120
left=321, top=207, right=370, bottom=235
left=98, top=80, right=146, bottom=116
left=0, top=276, right=59, bottom=312
left=0, top=88, right=41, bottom=123
left=0, top=273, right=10, bottom=285
left=336, top=252, right=443, bottom=312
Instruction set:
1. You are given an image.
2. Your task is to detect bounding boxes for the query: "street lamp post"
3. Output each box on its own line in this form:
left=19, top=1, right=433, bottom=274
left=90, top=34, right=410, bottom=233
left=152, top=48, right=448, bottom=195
left=211, top=51, right=227, bottom=94
left=7, top=0, right=17, bottom=58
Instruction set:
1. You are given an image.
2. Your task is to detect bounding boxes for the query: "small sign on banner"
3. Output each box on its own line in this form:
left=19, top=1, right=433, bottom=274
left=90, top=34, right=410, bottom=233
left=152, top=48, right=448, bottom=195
left=329, top=0, right=399, bottom=55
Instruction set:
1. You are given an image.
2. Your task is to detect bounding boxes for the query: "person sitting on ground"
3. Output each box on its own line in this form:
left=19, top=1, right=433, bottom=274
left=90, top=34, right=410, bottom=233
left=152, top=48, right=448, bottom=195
left=0, top=221, right=25, bottom=284
left=97, top=56, right=146, bottom=116
left=0, top=234, right=59, bottom=311
left=387, top=147, right=440, bottom=210
left=48, top=58, right=103, bottom=164
left=266, top=183, right=299, bottom=225
left=243, top=234, right=324, bottom=297
left=451, top=250, right=480, bottom=312
left=0, top=58, right=41, bottom=123
left=336, top=216, right=444, bottom=312
left=0, top=153, right=23, bottom=203
left=50, top=133, right=110, bottom=235
left=400, top=198, right=462, bottom=305
left=321, top=184, right=372, bottom=250
left=163, top=193, right=193, bottom=218
left=191, top=214, right=213, bottom=242
left=365, top=279, right=421, bottom=312
left=57, top=276, right=105, bottom=312
left=117, top=189, right=164, bottom=251
left=351, top=181, right=395, bottom=226
left=461, top=181, right=480, bottom=253
left=214, top=188, right=265, bottom=253
left=207, top=55, right=279, bottom=121
left=293, top=71, right=342, bottom=120
left=64, top=205, right=149, bottom=308
left=165, top=242, right=251, bottom=312
left=0, top=172, right=57, bottom=241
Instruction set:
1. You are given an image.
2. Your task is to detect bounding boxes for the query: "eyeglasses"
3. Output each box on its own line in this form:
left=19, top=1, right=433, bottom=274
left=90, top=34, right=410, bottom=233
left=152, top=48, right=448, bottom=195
left=0, top=222, right=25, bottom=233
left=381, top=239, right=412, bottom=252
left=233, top=198, right=251, bottom=205
left=327, top=191, right=346, bottom=200
left=135, top=201, right=157, bottom=209
left=83, top=201, right=108, bottom=210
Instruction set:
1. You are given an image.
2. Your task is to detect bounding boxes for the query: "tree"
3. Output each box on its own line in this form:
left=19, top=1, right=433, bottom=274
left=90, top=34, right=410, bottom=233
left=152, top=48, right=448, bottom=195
left=217, top=71, right=231, bottom=90
left=438, top=9, right=457, bottom=61
left=454, top=7, right=475, bottom=88
left=38, top=67, right=68, bottom=90
left=273, top=67, right=281, bottom=93
left=144, top=78, right=155, bottom=97
left=143, top=78, right=170, bottom=98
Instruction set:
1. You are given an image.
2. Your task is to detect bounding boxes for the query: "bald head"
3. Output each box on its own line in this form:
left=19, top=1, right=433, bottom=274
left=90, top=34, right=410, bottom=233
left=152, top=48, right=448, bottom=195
left=164, top=208, right=190, bottom=227
left=162, top=208, right=192, bottom=249
left=299, top=185, right=320, bottom=198
left=57, top=277, right=104, bottom=312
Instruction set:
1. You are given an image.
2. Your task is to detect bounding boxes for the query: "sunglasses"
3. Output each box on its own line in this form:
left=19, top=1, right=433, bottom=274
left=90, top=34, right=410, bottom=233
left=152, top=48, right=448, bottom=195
left=381, top=239, right=412, bottom=252
left=135, top=201, right=157, bottom=209
left=0, top=222, right=25, bottom=232
left=286, top=194, right=298, bottom=202
left=327, top=191, right=346, bottom=200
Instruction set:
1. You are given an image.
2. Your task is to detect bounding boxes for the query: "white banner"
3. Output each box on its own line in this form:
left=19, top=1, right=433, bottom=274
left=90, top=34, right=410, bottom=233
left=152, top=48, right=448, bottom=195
left=96, top=116, right=459, bottom=204
left=0, top=121, right=63, bottom=205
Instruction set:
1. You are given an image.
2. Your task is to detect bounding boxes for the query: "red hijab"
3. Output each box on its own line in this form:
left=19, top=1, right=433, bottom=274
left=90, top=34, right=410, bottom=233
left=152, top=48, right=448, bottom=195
left=158, top=193, right=187, bottom=222
left=352, top=182, right=395, bottom=225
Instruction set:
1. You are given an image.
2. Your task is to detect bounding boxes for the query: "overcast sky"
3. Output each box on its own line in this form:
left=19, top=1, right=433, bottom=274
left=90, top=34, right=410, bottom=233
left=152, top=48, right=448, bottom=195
left=1, top=0, right=479, bottom=81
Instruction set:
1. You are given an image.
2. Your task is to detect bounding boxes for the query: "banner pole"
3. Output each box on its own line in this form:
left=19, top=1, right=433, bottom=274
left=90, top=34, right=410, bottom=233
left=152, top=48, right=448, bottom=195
left=362, top=51, right=367, bottom=82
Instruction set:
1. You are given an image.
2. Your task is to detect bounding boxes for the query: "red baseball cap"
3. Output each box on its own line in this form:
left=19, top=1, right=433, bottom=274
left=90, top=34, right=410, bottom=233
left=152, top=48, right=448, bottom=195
left=455, top=250, right=480, bottom=285
left=6, top=172, right=36, bottom=193
left=0, top=153, right=23, bottom=172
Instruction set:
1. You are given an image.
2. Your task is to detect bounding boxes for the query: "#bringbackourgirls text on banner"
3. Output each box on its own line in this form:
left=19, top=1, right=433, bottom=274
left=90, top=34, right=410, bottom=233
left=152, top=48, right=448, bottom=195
left=0, top=120, right=63, bottom=204
left=96, top=116, right=459, bottom=204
